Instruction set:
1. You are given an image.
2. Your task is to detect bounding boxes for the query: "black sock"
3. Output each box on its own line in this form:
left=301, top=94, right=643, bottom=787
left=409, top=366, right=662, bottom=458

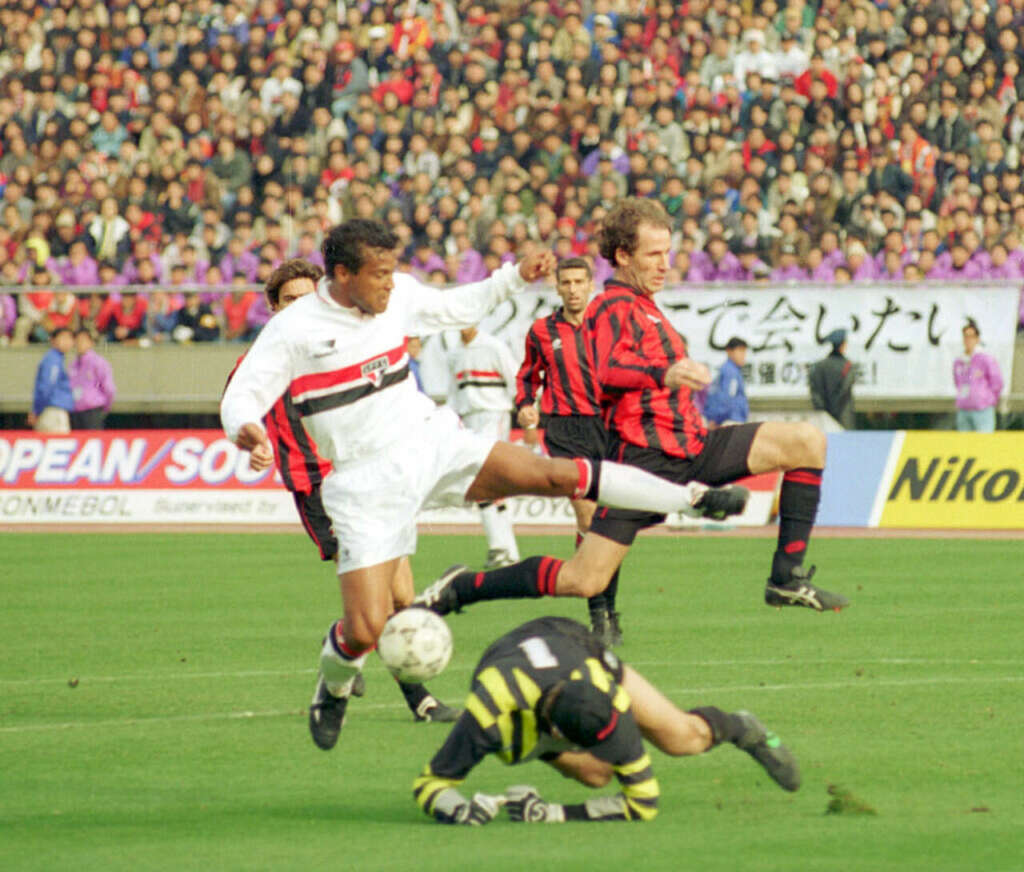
left=604, top=568, right=620, bottom=613
left=453, top=555, right=563, bottom=606
left=396, top=679, right=431, bottom=713
left=587, top=593, right=606, bottom=623
left=772, top=468, right=822, bottom=582
left=689, top=706, right=745, bottom=747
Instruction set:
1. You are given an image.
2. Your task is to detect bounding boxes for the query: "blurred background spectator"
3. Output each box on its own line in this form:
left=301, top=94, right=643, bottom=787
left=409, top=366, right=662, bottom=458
left=69, top=327, right=116, bottom=429
left=954, top=318, right=1004, bottom=431
left=29, top=326, right=74, bottom=433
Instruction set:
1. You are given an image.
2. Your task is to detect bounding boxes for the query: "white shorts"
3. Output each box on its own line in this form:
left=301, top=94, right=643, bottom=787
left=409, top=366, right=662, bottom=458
left=461, top=409, right=511, bottom=441
left=320, top=405, right=495, bottom=573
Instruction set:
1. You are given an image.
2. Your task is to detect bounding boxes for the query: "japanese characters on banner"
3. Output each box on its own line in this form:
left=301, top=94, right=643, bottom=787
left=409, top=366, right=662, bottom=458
left=418, top=283, right=1021, bottom=401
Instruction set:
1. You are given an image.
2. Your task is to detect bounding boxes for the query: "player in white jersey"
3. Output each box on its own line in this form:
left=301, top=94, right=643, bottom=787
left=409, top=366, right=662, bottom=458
left=221, top=219, right=747, bottom=752
left=446, top=324, right=521, bottom=569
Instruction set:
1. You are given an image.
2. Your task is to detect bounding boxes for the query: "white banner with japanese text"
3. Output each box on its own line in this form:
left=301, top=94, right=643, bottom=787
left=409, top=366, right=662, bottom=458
left=418, top=283, right=1021, bottom=401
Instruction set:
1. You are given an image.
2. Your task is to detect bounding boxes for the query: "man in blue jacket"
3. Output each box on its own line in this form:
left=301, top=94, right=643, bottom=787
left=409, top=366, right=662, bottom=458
left=703, top=337, right=749, bottom=428
left=29, top=327, right=75, bottom=433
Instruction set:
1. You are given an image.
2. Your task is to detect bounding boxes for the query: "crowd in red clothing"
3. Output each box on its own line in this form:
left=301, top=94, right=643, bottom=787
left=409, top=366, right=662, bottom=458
left=2, top=0, right=1024, bottom=347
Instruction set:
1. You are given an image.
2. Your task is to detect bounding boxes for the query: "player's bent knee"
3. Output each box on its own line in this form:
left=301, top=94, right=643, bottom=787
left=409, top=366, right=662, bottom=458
left=795, top=422, right=827, bottom=467
left=343, top=611, right=387, bottom=652
left=554, top=562, right=606, bottom=598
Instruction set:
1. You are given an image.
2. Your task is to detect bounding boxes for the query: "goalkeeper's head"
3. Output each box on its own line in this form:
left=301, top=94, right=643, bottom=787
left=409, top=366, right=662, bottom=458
left=539, top=680, right=618, bottom=748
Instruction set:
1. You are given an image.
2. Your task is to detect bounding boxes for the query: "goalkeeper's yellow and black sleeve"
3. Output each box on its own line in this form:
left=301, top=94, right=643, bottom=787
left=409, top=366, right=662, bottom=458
left=413, top=709, right=500, bottom=820
left=565, top=706, right=660, bottom=822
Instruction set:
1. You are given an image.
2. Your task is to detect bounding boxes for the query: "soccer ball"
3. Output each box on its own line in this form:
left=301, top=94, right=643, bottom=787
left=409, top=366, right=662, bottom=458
left=377, top=608, right=453, bottom=683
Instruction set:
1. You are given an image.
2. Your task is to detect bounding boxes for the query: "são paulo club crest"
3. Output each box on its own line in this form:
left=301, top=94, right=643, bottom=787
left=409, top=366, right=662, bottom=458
left=361, top=354, right=390, bottom=387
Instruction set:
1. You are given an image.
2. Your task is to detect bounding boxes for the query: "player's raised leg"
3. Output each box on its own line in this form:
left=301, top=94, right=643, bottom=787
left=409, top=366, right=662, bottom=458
left=745, top=421, right=849, bottom=611
left=465, top=441, right=747, bottom=518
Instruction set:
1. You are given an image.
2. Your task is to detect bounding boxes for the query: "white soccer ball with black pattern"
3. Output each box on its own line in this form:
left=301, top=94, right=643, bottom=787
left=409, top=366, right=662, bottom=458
left=378, top=608, right=453, bottom=683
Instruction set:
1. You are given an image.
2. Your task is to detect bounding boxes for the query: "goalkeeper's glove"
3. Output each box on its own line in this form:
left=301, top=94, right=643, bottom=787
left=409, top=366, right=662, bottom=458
left=505, top=785, right=566, bottom=823
left=433, top=788, right=505, bottom=826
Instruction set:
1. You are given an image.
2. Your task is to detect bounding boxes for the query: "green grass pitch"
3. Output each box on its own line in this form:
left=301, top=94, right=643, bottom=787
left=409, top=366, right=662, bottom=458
left=2, top=532, right=1021, bottom=872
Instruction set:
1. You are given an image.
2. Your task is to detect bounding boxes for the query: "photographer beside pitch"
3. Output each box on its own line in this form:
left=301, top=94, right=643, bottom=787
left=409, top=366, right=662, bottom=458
left=413, top=616, right=799, bottom=825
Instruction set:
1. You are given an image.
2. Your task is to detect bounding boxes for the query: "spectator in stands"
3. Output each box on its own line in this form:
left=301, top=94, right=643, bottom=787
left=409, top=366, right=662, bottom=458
left=703, top=337, right=750, bottom=428
left=97, top=292, right=149, bottom=344
left=69, top=328, right=116, bottom=430
left=0, top=0, right=1020, bottom=319
left=809, top=329, right=857, bottom=430
left=953, top=320, right=1004, bottom=432
left=0, top=293, right=16, bottom=344
left=11, top=267, right=60, bottom=346
left=174, top=291, right=221, bottom=343
left=29, top=327, right=75, bottom=433
left=221, top=278, right=259, bottom=342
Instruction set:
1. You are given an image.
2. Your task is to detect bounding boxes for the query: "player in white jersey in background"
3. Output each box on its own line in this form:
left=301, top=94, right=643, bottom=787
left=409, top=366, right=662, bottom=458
left=446, top=324, right=521, bottom=569
left=221, top=219, right=748, bottom=753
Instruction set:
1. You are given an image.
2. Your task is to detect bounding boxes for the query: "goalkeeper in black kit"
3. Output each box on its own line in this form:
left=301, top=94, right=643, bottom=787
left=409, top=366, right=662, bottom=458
left=413, top=617, right=800, bottom=825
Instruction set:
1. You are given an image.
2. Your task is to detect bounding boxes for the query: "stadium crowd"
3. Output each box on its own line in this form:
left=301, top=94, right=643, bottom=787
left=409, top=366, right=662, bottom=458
left=2, top=0, right=1024, bottom=346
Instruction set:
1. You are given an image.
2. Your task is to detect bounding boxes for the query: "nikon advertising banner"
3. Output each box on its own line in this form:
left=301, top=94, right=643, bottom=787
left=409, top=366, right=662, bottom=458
left=879, top=432, right=1024, bottom=529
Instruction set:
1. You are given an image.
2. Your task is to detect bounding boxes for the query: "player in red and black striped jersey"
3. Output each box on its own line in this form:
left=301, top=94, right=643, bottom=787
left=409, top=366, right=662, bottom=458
left=416, top=200, right=847, bottom=619
left=581, top=198, right=847, bottom=611
left=515, top=258, right=626, bottom=645
left=229, top=259, right=458, bottom=730
left=412, top=616, right=800, bottom=826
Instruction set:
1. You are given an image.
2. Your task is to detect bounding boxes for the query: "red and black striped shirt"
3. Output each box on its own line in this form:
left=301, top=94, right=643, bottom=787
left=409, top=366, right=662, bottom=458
left=585, top=280, right=707, bottom=459
left=515, top=309, right=601, bottom=417
left=226, top=355, right=332, bottom=495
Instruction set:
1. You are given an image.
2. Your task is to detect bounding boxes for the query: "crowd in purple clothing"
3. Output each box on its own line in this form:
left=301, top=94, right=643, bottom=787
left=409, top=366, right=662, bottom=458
left=2, top=0, right=1024, bottom=346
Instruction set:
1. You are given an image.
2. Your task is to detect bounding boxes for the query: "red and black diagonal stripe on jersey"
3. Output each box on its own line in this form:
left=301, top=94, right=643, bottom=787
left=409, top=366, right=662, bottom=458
left=586, top=280, right=707, bottom=459
left=289, top=343, right=409, bottom=416
left=264, top=391, right=331, bottom=494
left=514, top=310, right=601, bottom=416
left=225, top=354, right=331, bottom=496
left=455, top=369, right=507, bottom=390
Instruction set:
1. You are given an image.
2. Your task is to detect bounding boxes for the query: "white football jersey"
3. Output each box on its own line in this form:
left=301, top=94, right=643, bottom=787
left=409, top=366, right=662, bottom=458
left=446, top=330, right=519, bottom=417
left=221, top=264, right=528, bottom=467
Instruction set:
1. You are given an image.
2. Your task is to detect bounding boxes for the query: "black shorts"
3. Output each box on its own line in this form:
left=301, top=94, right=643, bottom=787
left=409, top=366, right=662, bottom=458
left=293, top=487, right=338, bottom=562
left=543, top=415, right=609, bottom=461
left=589, top=422, right=760, bottom=546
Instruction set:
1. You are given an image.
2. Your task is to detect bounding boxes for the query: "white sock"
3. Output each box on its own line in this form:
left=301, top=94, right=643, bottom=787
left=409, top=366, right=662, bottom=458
left=596, top=462, right=707, bottom=517
left=480, top=503, right=505, bottom=551
left=319, top=628, right=369, bottom=697
left=494, top=503, right=520, bottom=560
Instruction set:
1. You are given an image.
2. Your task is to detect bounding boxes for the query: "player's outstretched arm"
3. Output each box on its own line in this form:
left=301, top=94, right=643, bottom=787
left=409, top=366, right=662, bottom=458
left=505, top=785, right=657, bottom=823
left=221, top=318, right=294, bottom=443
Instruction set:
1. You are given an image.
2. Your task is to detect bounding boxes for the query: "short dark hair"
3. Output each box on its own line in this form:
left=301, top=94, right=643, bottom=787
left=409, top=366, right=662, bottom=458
left=963, top=318, right=980, bottom=337
left=51, top=326, right=73, bottom=340
left=265, top=258, right=324, bottom=307
left=555, top=256, right=592, bottom=279
left=598, top=197, right=671, bottom=264
left=322, top=219, right=399, bottom=275
left=725, top=336, right=748, bottom=351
